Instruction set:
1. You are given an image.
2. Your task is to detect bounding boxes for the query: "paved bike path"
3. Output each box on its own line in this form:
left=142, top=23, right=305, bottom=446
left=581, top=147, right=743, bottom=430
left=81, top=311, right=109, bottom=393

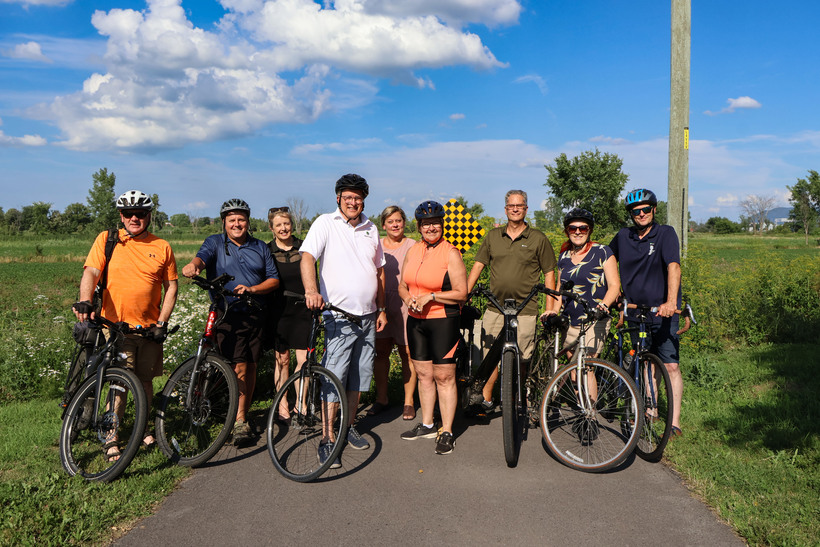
left=116, top=408, right=742, bottom=546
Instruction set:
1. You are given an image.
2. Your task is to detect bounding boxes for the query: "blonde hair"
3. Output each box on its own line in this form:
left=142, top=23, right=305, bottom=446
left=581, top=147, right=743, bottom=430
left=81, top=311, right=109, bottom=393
left=380, top=205, right=407, bottom=227
left=268, top=209, right=293, bottom=227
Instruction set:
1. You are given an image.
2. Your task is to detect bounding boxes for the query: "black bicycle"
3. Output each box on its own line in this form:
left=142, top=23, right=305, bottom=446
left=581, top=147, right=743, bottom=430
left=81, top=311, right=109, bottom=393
left=59, top=317, right=153, bottom=482
left=458, top=283, right=551, bottom=468
left=155, top=274, right=250, bottom=467
left=602, top=298, right=696, bottom=461
left=265, top=293, right=359, bottom=482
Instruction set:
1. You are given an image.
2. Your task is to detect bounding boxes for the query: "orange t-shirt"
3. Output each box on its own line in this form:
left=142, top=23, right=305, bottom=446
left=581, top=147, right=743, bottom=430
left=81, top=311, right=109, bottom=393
left=402, top=239, right=460, bottom=320
left=84, top=229, right=178, bottom=326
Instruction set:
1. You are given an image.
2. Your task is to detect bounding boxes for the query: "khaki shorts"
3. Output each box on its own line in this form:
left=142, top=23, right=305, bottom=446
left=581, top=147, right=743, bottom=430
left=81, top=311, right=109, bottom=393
left=121, top=334, right=164, bottom=383
left=481, top=309, right=538, bottom=360
left=562, top=318, right=611, bottom=357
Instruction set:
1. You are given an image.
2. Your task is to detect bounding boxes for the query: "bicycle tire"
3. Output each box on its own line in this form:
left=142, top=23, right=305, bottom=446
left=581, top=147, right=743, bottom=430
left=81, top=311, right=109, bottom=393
left=526, top=336, right=552, bottom=428
left=59, top=367, right=147, bottom=482
left=501, top=350, right=526, bottom=467
left=634, top=352, right=673, bottom=462
left=156, top=354, right=239, bottom=467
left=540, top=358, right=643, bottom=473
left=266, top=366, right=349, bottom=482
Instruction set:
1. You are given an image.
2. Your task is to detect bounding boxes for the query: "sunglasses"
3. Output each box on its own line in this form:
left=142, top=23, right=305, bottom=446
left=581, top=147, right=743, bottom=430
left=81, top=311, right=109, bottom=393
left=630, top=205, right=654, bottom=216
left=269, top=207, right=289, bottom=214
left=566, top=224, right=590, bottom=234
left=121, top=210, right=149, bottom=219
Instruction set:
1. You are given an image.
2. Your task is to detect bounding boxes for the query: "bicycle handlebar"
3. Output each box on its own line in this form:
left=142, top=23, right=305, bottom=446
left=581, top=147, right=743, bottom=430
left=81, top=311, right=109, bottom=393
left=621, top=297, right=697, bottom=334
left=92, top=316, right=180, bottom=337
left=283, top=290, right=363, bottom=327
left=190, top=274, right=262, bottom=310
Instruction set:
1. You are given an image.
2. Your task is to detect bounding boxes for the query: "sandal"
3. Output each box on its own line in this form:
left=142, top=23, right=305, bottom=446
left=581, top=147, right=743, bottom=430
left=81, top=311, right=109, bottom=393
left=367, top=402, right=389, bottom=416
left=670, top=426, right=683, bottom=438
left=402, top=405, right=416, bottom=421
left=142, top=429, right=157, bottom=451
left=104, top=440, right=121, bottom=462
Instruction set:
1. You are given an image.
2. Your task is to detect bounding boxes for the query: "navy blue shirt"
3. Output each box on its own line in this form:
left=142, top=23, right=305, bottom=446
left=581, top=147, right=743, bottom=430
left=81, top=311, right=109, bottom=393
left=609, top=222, right=681, bottom=324
left=196, top=233, right=279, bottom=309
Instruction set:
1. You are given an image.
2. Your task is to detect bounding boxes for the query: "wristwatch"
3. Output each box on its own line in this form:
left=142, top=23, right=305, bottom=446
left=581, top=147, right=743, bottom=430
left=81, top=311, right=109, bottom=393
left=378, top=308, right=386, bottom=313
left=156, top=321, right=167, bottom=327
left=431, top=292, right=436, bottom=301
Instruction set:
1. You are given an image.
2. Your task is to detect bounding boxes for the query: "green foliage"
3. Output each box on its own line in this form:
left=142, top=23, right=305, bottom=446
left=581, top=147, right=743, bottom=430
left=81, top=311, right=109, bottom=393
left=86, top=168, right=118, bottom=233
left=788, top=169, right=820, bottom=244
left=703, top=216, right=742, bottom=234
left=544, top=148, right=630, bottom=232
left=667, top=344, right=820, bottom=546
left=169, top=213, right=191, bottom=228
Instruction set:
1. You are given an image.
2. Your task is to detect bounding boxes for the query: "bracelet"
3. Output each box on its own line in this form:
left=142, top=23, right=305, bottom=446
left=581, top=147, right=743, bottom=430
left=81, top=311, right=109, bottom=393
left=431, top=292, right=436, bottom=301
left=156, top=320, right=167, bottom=327
left=378, top=307, right=386, bottom=313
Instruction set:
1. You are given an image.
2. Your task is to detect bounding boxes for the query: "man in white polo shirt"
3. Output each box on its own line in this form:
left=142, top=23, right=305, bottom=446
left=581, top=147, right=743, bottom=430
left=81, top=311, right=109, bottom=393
left=300, top=173, right=387, bottom=468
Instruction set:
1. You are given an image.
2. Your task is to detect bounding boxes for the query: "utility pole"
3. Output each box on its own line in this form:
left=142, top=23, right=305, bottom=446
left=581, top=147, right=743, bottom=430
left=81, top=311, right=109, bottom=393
left=668, top=0, right=690, bottom=254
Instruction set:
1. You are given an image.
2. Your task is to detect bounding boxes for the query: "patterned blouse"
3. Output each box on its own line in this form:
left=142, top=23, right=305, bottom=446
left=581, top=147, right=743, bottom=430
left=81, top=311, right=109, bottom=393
left=557, top=243, right=613, bottom=326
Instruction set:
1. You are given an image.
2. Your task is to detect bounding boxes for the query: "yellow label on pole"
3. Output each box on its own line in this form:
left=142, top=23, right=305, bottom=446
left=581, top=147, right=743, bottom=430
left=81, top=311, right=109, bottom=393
left=684, top=127, right=689, bottom=150
left=444, top=199, right=485, bottom=252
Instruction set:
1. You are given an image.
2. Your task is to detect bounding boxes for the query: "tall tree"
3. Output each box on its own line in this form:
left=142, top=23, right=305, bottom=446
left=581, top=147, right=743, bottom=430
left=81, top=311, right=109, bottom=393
left=4, top=208, right=22, bottom=234
left=544, top=148, right=630, bottom=231
left=788, top=170, right=820, bottom=244
left=150, top=193, right=164, bottom=232
left=285, top=197, right=310, bottom=235
left=87, top=168, right=118, bottom=233
left=739, top=194, right=777, bottom=235
left=21, top=201, right=52, bottom=234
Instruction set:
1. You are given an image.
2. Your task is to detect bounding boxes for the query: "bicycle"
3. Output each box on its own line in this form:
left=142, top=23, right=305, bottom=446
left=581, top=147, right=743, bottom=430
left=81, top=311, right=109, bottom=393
left=538, top=289, right=644, bottom=473
left=154, top=274, right=251, bottom=467
left=457, top=282, right=550, bottom=468
left=602, top=298, right=697, bottom=462
left=265, top=293, right=359, bottom=482
left=59, top=317, right=154, bottom=482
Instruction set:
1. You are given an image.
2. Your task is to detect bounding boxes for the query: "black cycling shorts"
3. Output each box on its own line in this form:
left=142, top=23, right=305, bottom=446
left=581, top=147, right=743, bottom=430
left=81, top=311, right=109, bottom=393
left=406, top=316, right=460, bottom=364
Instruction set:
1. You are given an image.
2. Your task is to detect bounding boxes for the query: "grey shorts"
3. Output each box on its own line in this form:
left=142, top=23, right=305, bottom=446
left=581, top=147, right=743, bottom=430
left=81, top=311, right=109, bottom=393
left=321, top=311, right=376, bottom=401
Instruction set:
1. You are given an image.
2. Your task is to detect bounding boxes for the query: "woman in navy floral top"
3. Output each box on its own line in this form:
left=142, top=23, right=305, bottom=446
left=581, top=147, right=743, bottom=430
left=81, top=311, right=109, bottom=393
left=555, top=208, right=620, bottom=357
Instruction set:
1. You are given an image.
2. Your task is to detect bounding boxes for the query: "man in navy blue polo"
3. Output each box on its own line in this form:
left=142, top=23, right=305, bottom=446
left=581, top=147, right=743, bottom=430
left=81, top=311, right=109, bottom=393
left=183, top=198, right=279, bottom=445
left=609, top=188, right=683, bottom=437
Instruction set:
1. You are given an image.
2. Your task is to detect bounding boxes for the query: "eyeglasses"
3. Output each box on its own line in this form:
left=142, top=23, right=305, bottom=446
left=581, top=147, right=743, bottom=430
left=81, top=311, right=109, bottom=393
left=121, top=210, right=149, bottom=219
left=420, top=221, right=443, bottom=230
left=630, top=205, right=654, bottom=216
left=340, top=195, right=363, bottom=204
left=567, top=224, right=590, bottom=234
left=269, top=207, right=289, bottom=214
left=505, top=204, right=527, bottom=210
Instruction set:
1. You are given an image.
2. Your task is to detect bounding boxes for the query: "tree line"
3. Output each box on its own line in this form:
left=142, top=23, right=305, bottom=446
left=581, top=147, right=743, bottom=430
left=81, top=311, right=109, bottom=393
left=3, top=161, right=818, bottom=241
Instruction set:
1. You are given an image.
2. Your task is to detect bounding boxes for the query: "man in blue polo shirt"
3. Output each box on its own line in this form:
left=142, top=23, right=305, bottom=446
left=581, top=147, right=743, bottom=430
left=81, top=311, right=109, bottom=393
left=183, top=198, right=279, bottom=445
left=609, top=188, right=684, bottom=437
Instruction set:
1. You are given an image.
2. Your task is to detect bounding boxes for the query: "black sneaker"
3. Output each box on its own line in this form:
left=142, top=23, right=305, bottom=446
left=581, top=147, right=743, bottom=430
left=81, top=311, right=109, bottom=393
left=480, top=399, right=495, bottom=413
left=400, top=423, right=438, bottom=440
left=435, top=431, right=455, bottom=455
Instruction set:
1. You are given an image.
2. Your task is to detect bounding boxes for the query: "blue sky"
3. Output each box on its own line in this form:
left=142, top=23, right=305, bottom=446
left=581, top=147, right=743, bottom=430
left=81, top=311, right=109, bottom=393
left=2, top=0, right=819, bottom=223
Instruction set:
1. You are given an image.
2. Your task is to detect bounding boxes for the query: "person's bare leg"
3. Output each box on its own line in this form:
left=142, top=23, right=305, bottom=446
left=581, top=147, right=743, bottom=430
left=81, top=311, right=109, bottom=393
left=274, top=350, right=290, bottom=418
left=665, top=362, right=683, bottom=429
left=414, top=361, right=436, bottom=424
left=433, top=364, right=457, bottom=433
left=398, top=345, right=416, bottom=407
left=234, top=361, right=257, bottom=422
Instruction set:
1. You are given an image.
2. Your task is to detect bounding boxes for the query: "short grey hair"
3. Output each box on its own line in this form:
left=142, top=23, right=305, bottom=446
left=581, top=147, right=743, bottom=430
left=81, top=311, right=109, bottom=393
left=505, top=190, right=528, bottom=206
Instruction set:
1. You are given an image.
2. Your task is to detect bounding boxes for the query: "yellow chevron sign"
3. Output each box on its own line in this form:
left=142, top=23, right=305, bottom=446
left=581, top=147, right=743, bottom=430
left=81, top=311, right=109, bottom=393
left=444, top=199, right=485, bottom=252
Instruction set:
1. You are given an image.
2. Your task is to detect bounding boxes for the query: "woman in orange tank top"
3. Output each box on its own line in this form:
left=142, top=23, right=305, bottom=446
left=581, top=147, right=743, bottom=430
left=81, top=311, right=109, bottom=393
left=398, top=201, right=466, bottom=455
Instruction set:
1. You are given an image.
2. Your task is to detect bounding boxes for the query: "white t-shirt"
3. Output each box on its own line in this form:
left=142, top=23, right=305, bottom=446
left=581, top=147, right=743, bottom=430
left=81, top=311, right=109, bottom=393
left=300, top=209, right=385, bottom=316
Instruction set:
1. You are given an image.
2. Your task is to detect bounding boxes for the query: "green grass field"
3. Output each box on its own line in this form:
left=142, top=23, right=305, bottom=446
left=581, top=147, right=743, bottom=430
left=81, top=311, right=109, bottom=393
left=0, top=231, right=818, bottom=545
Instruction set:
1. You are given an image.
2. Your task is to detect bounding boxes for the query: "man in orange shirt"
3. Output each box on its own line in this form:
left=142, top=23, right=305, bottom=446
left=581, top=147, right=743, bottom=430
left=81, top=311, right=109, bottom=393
left=73, top=190, right=178, bottom=460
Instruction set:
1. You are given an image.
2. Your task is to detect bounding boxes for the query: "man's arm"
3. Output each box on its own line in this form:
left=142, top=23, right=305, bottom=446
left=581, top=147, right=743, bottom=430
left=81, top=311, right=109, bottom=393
left=158, top=279, right=178, bottom=323
left=466, top=261, right=486, bottom=294
left=300, top=251, right=324, bottom=310
left=657, top=262, right=681, bottom=318
left=182, top=257, right=206, bottom=278
left=73, top=266, right=101, bottom=321
left=235, top=277, right=279, bottom=295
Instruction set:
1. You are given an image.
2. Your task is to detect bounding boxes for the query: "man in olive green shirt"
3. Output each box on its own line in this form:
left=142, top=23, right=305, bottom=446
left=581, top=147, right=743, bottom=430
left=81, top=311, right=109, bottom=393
left=466, top=190, right=557, bottom=410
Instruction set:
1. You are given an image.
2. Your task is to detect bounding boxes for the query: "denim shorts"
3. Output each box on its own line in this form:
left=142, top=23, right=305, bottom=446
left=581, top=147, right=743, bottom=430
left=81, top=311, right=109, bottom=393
left=632, top=318, right=680, bottom=364
left=321, top=311, right=376, bottom=402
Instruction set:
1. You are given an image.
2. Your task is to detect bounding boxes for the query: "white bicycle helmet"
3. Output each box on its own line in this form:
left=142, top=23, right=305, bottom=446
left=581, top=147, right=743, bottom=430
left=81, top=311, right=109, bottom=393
left=115, top=190, right=153, bottom=210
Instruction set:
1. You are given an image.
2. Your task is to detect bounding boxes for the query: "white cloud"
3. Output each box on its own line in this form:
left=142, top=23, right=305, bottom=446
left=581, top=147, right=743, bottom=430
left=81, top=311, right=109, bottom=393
left=2, top=0, right=71, bottom=6
left=449, top=113, right=465, bottom=121
left=513, top=74, right=548, bottom=95
left=715, top=193, right=738, bottom=205
left=32, top=0, right=511, bottom=151
left=2, top=41, right=52, bottom=63
left=0, top=130, right=48, bottom=147
left=704, top=95, right=762, bottom=115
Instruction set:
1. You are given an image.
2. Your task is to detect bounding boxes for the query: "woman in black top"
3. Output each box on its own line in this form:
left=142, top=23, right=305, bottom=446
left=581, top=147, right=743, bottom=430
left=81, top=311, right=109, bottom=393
left=266, top=207, right=313, bottom=422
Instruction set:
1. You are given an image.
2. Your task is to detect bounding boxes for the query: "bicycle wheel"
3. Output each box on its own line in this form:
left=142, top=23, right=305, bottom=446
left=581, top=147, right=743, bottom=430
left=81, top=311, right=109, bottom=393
left=540, top=358, right=643, bottom=473
left=266, top=366, right=349, bottom=482
left=59, top=367, right=147, bottom=482
left=502, top=350, right=526, bottom=467
left=635, top=352, right=673, bottom=462
left=156, top=355, right=239, bottom=467
left=526, top=335, right=552, bottom=428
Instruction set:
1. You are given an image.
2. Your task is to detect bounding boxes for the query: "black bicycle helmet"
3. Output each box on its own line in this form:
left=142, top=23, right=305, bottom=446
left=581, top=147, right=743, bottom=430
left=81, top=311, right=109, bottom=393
left=220, top=198, right=251, bottom=219
left=624, top=188, right=658, bottom=210
left=414, top=200, right=446, bottom=222
left=563, top=207, right=595, bottom=229
left=334, top=174, right=369, bottom=198
left=115, top=190, right=153, bottom=210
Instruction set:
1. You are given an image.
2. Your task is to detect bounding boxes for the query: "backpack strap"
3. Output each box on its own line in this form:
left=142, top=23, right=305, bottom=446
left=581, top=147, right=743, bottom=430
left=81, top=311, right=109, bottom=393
left=98, top=228, right=120, bottom=291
